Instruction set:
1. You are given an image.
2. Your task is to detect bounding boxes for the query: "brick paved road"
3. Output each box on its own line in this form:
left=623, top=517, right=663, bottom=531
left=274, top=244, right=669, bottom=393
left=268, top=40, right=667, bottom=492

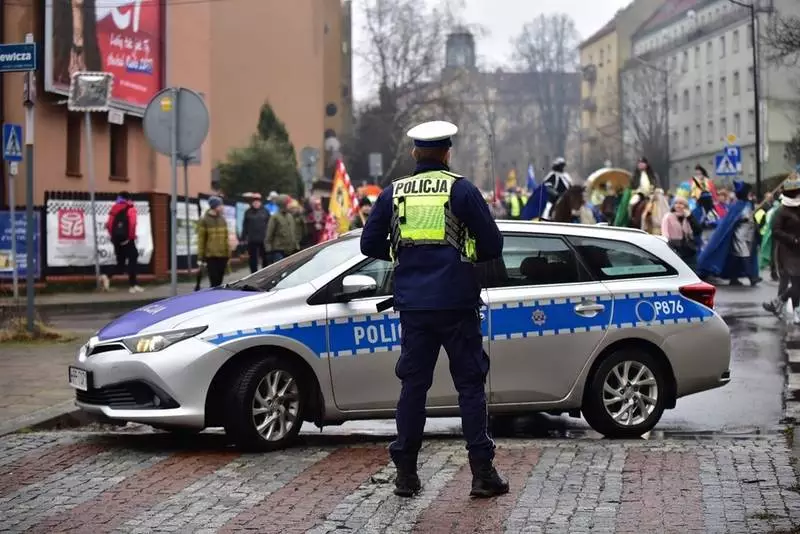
left=1, top=432, right=799, bottom=533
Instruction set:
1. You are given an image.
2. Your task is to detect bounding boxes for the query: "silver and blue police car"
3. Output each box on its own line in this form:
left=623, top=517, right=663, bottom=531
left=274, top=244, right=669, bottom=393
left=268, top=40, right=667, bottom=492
left=69, top=221, right=730, bottom=450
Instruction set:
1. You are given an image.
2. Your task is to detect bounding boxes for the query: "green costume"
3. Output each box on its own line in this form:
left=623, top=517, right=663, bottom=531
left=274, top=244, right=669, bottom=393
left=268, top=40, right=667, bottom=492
left=613, top=188, right=633, bottom=227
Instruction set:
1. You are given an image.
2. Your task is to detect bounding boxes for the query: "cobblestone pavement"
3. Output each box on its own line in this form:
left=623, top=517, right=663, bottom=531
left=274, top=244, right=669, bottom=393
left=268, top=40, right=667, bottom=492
left=1, top=431, right=799, bottom=533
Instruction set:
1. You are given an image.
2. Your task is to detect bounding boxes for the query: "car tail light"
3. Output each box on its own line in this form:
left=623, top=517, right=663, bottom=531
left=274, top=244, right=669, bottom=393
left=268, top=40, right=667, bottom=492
left=679, top=281, right=715, bottom=309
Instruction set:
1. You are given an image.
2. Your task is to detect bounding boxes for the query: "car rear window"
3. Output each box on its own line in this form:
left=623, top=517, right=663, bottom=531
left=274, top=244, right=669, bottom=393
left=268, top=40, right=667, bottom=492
left=567, top=236, right=677, bottom=281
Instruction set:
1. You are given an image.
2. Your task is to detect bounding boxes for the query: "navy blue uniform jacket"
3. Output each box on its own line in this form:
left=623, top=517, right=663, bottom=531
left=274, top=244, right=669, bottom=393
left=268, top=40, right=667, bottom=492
left=360, top=162, right=503, bottom=311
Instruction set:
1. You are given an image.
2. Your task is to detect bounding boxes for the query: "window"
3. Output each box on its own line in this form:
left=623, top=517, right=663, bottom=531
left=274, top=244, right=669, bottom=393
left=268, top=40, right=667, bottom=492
left=109, top=124, right=128, bottom=178
left=672, top=130, right=679, bottom=150
left=733, top=112, right=741, bottom=136
left=599, top=48, right=605, bottom=66
left=719, top=35, right=726, bottom=58
left=747, top=66, right=754, bottom=91
left=719, top=76, right=726, bottom=106
left=733, top=29, right=740, bottom=53
left=671, top=93, right=678, bottom=113
left=683, top=126, right=690, bottom=149
left=707, top=120, right=714, bottom=143
left=720, top=117, right=727, bottom=140
left=683, top=89, right=690, bottom=111
left=694, top=45, right=700, bottom=68
left=747, top=24, right=753, bottom=48
left=733, top=71, right=740, bottom=95
left=748, top=109, right=755, bottom=134
left=706, top=41, right=713, bottom=63
left=707, top=81, right=714, bottom=109
left=233, top=236, right=361, bottom=293
left=682, top=50, right=689, bottom=72
left=695, top=85, right=702, bottom=112
left=65, top=112, right=81, bottom=176
left=567, top=237, right=676, bottom=281
left=484, top=235, right=587, bottom=288
left=696, top=124, right=702, bottom=145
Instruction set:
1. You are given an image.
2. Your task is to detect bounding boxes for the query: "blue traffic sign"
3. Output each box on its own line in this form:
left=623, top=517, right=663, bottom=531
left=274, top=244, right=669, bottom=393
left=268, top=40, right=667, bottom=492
left=0, top=43, right=36, bottom=73
left=715, top=152, right=738, bottom=176
left=725, top=145, right=742, bottom=170
left=2, top=124, right=23, bottom=162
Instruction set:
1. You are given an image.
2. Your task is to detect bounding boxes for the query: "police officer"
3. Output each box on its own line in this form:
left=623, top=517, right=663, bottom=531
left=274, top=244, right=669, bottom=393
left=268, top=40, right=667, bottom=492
left=361, top=121, right=508, bottom=499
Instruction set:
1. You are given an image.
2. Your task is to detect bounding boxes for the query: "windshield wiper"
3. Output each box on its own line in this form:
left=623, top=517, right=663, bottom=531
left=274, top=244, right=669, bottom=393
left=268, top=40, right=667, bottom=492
left=227, top=283, right=263, bottom=292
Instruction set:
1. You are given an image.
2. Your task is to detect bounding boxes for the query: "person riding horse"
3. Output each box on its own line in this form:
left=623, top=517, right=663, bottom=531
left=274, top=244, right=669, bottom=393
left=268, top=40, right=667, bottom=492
left=541, top=157, right=572, bottom=219
left=629, top=157, right=662, bottom=230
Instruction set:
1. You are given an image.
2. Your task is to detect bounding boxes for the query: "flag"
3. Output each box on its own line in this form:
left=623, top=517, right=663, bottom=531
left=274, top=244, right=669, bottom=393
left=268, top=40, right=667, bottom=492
left=505, top=168, right=518, bottom=188
left=328, top=159, right=359, bottom=235
left=526, top=164, right=536, bottom=191
left=494, top=178, right=504, bottom=202
left=521, top=182, right=548, bottom=220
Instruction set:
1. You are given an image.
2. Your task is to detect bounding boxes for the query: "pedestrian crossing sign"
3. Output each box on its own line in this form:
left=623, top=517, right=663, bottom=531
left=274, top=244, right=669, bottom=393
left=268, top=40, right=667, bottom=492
left=2, top=123, right=22, bottom=162
left=714, top=153, right=737, bottom=176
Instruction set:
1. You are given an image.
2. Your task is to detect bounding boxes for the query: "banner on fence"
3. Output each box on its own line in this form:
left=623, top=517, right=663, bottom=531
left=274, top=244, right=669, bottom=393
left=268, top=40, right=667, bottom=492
left=45, top=198, right=153, bottom=267
left=0, top=211, right=41, bottom=279
left=176, top=199, right=199, bottom=257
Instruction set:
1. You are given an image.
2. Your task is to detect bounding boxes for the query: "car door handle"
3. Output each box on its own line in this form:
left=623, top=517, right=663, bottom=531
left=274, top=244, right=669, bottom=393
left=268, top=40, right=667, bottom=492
left=574, top=302, right=605, bottom=314
left=479, top=312, right=485, bottom=320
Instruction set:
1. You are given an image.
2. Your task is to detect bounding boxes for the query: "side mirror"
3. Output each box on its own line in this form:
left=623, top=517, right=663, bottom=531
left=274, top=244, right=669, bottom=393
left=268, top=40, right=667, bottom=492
left=339, top=274, right=378, bottom=300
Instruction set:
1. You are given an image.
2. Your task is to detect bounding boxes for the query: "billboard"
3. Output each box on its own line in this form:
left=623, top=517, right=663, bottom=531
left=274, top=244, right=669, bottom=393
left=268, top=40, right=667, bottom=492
left=44, top=0, right=163, bottom=115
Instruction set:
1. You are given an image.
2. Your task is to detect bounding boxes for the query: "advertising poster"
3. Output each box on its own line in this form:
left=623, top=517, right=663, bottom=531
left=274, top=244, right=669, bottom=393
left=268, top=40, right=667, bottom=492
left=0, top=212, right=41, bottom=279
left=176, top=199, right=199, bottom=257
left=235, top=201, right=249, bottom=239
left=44, top=0, right=163, bottom=113
left=45, top=199, right=153, bottom=267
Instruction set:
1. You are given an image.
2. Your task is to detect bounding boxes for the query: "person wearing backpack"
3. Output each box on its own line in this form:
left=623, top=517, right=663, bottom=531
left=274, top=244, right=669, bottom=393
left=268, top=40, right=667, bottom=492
left=102, top=191, right=143, bottom=293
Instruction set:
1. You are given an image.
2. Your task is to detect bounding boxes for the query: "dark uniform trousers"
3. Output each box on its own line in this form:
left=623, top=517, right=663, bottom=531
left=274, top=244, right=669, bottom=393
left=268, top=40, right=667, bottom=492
left=389, top=309, right=495, bottom=464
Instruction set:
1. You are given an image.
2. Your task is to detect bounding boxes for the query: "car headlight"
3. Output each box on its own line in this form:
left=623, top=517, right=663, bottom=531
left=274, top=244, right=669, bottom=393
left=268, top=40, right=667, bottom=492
left=122, top=326, right=207, bottom=354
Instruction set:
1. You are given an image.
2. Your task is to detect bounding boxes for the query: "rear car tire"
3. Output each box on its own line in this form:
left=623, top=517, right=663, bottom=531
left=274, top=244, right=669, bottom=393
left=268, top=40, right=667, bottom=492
left=582, top=349, right=667, bottom=439
left=223, top=356, right=305, bottom=451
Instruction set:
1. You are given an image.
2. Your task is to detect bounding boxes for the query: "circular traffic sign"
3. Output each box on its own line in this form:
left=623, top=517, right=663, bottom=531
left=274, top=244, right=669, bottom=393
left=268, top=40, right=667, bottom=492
left=143, top=87, right=209, bottom=159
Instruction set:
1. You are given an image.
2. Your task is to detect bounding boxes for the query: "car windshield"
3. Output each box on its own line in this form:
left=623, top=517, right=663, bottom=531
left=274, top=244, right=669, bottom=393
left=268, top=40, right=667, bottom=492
left=227, top=235, right=362, bottom=292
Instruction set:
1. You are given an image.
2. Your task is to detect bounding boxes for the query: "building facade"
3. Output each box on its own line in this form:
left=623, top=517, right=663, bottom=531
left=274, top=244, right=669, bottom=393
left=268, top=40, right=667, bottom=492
left=1, top=0, right=351, bottom=207
left=628, top=0, right=800, bottom=189
left=578, top=0, right=666, bottom=175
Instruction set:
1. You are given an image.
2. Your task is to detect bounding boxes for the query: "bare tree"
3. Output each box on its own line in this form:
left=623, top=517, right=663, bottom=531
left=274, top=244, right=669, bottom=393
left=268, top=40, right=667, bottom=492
left=349, top=0, right=465, bottom=184
left=765, top=12, right=800, bottom=66
left=512, top=14, right=581, bottom=160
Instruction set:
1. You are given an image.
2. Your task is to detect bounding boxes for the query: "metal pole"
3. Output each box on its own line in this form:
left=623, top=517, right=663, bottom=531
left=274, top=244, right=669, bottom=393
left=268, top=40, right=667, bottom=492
left=169, top=87, right=179, bottom=296
left=85, top=112, right=101, bottom=289
left=489, top=133, right=497, bottom=203
left=664, top=70, right=670, bottom=186
left=24, top=99, right=34, bottom=331
left=182, top=159, right=191, bottom=272
left=8, top=164, right=17, bottom=298
left=751, top=5, right=762, bottom=198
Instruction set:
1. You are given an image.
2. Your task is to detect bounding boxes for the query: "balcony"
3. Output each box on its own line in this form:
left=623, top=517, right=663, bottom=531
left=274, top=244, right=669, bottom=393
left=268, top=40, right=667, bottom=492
left=582, top=98, right=597, bottom=113
left=582, top=64, right=597, bottom=84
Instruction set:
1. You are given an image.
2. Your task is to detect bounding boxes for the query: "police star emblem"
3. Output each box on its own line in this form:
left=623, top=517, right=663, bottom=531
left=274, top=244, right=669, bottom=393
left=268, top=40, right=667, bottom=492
left=532, top=309, right=546, bottom=326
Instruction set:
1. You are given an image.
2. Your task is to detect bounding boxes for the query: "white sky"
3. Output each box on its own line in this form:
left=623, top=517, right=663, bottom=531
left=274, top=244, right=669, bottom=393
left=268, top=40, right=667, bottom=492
left=351, top=0, right=632, bottom=102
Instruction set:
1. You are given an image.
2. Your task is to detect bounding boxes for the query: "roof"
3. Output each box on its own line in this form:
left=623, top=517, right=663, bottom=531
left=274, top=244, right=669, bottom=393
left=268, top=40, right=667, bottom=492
left=633, top=0, right=704, bottom=39
left=580, top=18, right=618, bottom=50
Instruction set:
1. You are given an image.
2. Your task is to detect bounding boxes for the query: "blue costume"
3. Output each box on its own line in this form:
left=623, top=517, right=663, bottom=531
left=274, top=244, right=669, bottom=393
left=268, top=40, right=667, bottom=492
left=520, top=182, right=549, bottom=220
left=696, top=183, right=759, bottom=282
left=361, top=161, right=503, bottom=466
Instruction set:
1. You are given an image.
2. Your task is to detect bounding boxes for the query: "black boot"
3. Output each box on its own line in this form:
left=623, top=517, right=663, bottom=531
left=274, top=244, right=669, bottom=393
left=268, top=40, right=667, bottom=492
left=763, top=298, right=784, bottom=317
left=393, top=458, right=421, bottom=497
left=469, top=458, right=509, bottom=498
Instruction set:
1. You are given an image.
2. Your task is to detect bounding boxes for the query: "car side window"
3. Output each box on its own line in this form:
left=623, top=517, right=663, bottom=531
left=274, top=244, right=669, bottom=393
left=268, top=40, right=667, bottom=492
left=568, top=236, right=677, bottom=280
left=484, top=234, right=587, bottom=288
left=343, top=259, right=394, bottom=298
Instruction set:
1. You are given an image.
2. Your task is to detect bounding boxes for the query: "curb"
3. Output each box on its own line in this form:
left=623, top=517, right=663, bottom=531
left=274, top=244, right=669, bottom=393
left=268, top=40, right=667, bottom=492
left=0, top=400, right=87, bottom=437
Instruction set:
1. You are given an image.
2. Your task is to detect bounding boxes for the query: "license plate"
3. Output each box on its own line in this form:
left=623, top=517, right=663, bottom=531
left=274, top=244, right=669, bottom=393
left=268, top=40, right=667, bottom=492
left=68, top=367, right=88, bottom=391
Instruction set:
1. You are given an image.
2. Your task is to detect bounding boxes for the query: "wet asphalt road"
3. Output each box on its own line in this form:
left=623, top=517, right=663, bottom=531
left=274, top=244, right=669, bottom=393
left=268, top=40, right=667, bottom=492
left=48, top=280, right=788, bottom=439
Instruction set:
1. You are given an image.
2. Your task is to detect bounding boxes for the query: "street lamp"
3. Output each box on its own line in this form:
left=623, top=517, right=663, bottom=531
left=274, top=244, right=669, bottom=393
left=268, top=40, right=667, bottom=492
left=628, top=56, right=670, bottom=179
left=727, top=0, right=762, bottom=198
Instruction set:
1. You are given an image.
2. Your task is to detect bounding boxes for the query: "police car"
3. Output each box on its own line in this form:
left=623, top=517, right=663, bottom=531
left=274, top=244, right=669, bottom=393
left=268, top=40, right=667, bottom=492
left=69, top=221, right=730, bottom=450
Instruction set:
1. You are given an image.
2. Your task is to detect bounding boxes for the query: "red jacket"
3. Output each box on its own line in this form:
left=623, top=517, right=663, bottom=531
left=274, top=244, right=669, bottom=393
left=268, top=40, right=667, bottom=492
left=106, top=200, right=138, bottom=242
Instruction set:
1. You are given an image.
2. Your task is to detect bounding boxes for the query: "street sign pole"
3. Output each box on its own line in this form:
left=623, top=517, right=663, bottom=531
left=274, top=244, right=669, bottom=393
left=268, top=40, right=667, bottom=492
left=169, top=87, right=179, bottom=296
left=8, top=162, right=17, bottom=298
left=23, top=34, right=35, bottom=332
left=84, top=111, right=101, bottom=290
left=182, top=158, right=191, bottom=273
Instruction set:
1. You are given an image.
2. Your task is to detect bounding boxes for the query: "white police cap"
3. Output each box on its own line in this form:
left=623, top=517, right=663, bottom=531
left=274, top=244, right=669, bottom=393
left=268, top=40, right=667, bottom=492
left=407, top=121, right=458, bottom=148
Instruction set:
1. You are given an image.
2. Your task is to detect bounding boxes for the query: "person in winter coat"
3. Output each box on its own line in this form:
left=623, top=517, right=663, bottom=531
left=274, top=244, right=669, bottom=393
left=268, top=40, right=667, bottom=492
left=288, top=199, right=307, bottom=248
left=763, top=177, right=800, bottom=322
left=264, top=195, right=298, bottom=261
left=759, top=198, right=781, bottom=281
left=661, top=196, right=701, bottom=269
left=102, top=191, right=143, bottom=293
left=350, top=198, right=372, bottom=230
left=241, top=195, right=270, bottom=273
left=197, top=196, right=231, bottom=287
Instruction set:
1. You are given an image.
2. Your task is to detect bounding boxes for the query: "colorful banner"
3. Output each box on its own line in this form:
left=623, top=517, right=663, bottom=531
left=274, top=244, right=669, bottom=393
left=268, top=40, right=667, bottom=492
left=328, top=160, right=359, bottom=235
left=0, top=211, right=40, bottom=279
left=45, top=198, right=153, bottom=267
left=44, top=0, right=163, bottom=113
left=176, top=199, right=199, bottom=257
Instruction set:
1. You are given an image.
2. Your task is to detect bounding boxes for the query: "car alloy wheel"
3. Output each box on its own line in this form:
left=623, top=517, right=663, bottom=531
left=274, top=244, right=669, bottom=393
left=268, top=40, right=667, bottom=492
left=252, top=369, right=300, bottom=441
left=601, top=360, right=658, bottom=427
